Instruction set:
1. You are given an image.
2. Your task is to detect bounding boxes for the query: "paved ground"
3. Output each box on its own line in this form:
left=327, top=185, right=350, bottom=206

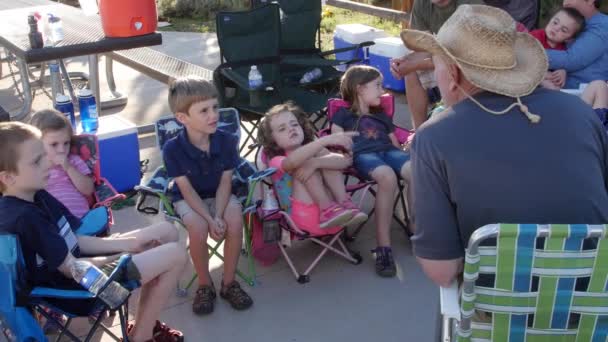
left=0, top=31, right=442, bottom=342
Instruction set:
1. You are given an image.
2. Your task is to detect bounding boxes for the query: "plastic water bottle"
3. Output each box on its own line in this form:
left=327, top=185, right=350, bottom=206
left=248, top=65, right=263, bottom=90
left=55, top=94, right=76, bottom=129
left=299, top=68, right=322, bottom=84
left=78, top=88, right=98, bottom=132
left=48, top=14, right=64, bottom=43
left=262, top=188, right=279, bottom=213
left=261, top=188, right=280, bottom=243
left=248, top=65, right=263, bottom=107
left=71, top=260, right=129, bottom=310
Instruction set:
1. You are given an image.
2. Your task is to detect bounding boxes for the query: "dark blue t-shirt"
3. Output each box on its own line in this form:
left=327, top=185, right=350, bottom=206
left=330, top=108, right=396, bottom=155
left=163, top=129, right=239, bottom=202
left=0, top=190, right=81, bottom=288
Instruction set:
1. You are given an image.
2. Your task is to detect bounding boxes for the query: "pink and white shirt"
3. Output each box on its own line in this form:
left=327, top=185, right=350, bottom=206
left=46, top=154, right=92, bottom=218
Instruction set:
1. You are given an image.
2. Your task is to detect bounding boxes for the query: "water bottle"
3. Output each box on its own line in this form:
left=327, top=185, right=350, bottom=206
left=299, top=68, right=322, bottom=84
left=55, top=94, right=76, bottom=129
left=248, top=65, right=263, bottom=107
left=78, top=88, right=98, bottom=132
left=71, top=260, right=130, bottom=310
left=48, top=14, right=64, bottom=43
left=261, top=188, right=281, bottom=243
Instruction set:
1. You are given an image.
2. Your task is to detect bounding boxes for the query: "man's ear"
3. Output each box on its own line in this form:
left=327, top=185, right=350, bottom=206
left=447, top=63, right=461, bottom=92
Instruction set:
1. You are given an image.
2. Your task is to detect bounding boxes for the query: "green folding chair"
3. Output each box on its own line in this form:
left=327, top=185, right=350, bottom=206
left=440, top=223, right=608, bottom=341
left=214, top=3, right=331, bottom=153
left=250, top=0, right=370, bottom=94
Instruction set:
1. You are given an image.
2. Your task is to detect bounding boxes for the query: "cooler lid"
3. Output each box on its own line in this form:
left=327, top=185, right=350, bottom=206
left=369, top=37, right=410, bottom=58
left=95, top=115, right=137, bottom=140
left=334, top=24, right=387, bottom=44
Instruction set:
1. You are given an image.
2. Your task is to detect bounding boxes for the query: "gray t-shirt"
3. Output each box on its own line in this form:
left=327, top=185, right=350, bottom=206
left=410, top=0, right=484, bottom=33
left=411, top=88, right=608, bottom=260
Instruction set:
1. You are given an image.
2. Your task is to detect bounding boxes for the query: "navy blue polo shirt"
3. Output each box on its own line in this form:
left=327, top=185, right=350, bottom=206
left=0, top=190, right=81, bottom=288
left=163, top=128, right=239, bottom=202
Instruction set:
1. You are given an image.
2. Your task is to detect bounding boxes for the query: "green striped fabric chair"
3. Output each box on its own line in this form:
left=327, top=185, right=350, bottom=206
left=440, top=223, right=608, bottom=342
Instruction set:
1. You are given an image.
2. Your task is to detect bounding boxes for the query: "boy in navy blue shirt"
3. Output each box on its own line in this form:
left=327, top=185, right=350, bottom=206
left=163, top=77, right=252, bottom=315
left=0, top=122, right=186, bottom=342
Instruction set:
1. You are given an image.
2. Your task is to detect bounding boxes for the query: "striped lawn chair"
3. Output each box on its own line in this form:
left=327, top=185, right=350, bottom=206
left=440, top=223, right=608, bottom=341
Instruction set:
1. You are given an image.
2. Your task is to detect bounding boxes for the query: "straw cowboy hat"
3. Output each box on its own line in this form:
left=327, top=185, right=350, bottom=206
left=401, top=4, right=547, bottom=99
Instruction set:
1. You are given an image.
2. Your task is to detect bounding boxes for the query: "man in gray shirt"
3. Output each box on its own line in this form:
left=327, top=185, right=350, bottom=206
left=401, top=4, right=608, bottom=287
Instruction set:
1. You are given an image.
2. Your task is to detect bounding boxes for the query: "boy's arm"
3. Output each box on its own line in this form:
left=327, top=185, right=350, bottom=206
left=56, top=252, right=122, bottom=278
left=174, top=176, right=214, bottom=223
left=214, top=170, right=233, bottom=219
left=77, top=235, right=137, bottom=255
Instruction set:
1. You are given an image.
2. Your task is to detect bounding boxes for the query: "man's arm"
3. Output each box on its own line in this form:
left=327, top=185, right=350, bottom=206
left=547, top=29, right=608, bottom=72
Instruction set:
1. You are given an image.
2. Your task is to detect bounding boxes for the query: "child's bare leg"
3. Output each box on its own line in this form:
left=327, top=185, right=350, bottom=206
left=220, top=201, right=243, bottom=285
left=321, top=169, right=348, bottom=203
left=298, top=168, right=334, bottom=209
left=182, top=213, right=212, bottom=286
left=582, top=80, right=608, bottom=109
left=370, top=166, right=398, bottom=247
left=130, top=239, right=187, bottom=341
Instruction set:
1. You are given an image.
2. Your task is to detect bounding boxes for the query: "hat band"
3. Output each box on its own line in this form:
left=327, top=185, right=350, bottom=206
left=453, top=55, right=517, bottom=70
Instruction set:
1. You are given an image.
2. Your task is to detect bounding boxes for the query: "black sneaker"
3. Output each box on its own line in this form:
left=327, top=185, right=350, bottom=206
left=372, top=247, right=396, bottom=277
left=192, top=284, right=216, bottom=315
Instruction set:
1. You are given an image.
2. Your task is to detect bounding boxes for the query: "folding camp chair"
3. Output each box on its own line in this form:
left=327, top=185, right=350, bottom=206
left=214, top=3, right=331, bottom=155
left=250, top=0, right=372, bottom=94
left=323, top=94, right=413, bottom=240
left=255, top=149, right=365, bottom=284
left=135, top=108, right=264, bottom=294
left=440, top=223, right=608, bottom=342
left=0, top=234, right=137, bottom=342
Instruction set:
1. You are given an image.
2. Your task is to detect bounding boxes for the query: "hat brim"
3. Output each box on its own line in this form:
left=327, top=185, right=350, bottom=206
left=400, top=30, right=548, bottom=98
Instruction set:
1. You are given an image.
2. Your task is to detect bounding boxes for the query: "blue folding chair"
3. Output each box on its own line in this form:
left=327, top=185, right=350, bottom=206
left=0, top=233, right=138, bottom=342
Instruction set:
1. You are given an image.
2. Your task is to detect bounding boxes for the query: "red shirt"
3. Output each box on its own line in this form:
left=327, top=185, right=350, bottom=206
left=529, top=29, right=566, bottom=51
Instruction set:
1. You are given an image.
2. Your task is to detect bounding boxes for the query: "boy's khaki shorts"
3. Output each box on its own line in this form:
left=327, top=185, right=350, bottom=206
left=174, top=195, right=241, bottom=220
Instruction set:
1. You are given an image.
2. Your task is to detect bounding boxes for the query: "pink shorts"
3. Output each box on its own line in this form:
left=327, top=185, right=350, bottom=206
left=290, top=197, right=342, bottom=236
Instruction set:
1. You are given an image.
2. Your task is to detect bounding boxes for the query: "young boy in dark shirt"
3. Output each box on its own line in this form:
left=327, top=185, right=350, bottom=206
left=0, top=122, right=187, bottom=342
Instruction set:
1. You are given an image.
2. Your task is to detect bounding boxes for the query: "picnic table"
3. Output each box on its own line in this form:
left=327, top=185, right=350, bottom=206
left=0, top=0, right=162, bottom=121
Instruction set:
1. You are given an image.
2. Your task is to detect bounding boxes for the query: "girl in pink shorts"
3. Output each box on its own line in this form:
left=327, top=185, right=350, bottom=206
left=258, top=102, right=367, bottom=234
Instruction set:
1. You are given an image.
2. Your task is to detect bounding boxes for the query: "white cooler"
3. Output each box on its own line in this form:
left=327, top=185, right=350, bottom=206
left=333, top=23, right=387, bottom=68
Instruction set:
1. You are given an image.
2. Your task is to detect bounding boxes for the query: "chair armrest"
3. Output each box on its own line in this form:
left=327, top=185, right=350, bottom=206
left=30, top=287, right=95, bottom=299
left=440, top=281, right=460, bottom=320
left=319, top=41, right=374, bottom=57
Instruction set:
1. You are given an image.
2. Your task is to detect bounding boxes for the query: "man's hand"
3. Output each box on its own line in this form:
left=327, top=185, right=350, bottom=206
left=390, top=52, right=430, bottom=79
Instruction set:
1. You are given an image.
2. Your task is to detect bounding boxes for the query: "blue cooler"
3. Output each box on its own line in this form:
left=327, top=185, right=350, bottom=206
left=369, top=37, right=410, bottom=92
left=96, top=115, right=140, bottom=192
left=333, top=24, right=387, bottom=67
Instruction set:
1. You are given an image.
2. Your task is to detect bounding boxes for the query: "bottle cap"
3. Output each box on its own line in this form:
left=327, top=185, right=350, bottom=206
left=56, top=94, right=70, bottom=103
left=251, top=65, right=257, bottom=70
left=78, top=88, right=93, bottom=97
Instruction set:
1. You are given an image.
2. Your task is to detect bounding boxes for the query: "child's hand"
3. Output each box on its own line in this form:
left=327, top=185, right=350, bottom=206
left=52, top=153, right=69, bottom=169
left=546, top=69, right=566, bottom=89
left=321, top=132, right=358, bottom=150
left=294, top=160, right=318, bottom=183
left=209, top=217, right=226, bottom=241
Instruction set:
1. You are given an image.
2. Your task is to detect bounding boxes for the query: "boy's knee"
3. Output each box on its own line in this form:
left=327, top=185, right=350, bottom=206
left=184, top=216, right=209, bottom=241
left=372, top=167, right=398, bottom=188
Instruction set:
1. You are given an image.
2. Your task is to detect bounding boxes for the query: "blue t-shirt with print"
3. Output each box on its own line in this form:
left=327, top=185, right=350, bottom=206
left=0, top=190, right=81, bottom=288
left=163, top=129, right=240, bottom=202
left=330, top=107, right=395, bottom=155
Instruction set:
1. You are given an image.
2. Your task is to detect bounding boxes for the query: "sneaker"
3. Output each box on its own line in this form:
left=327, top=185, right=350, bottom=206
left=340, top=198, right=368, bottom=227
left=220, top=280, right=253, bottom=310
left=192, top=284, right=216, bottom=315
left=372, top=247, right=396, bottom=277
left=42, top=309, right=66, bottom=335
left=152, top=321, right=184, bottom=342
left=319, top=202, right=353, bottom=229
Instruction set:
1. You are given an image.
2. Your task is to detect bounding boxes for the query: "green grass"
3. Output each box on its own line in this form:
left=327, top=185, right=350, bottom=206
left=159, top=5, right=403, bottom=53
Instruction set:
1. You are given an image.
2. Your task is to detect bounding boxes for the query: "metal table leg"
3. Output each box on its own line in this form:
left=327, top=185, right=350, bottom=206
left=11, top=58, right=33, bottom=121
left=102, top=55, right=128, bottom=109
left=88, top=54, right=100, bottom=113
